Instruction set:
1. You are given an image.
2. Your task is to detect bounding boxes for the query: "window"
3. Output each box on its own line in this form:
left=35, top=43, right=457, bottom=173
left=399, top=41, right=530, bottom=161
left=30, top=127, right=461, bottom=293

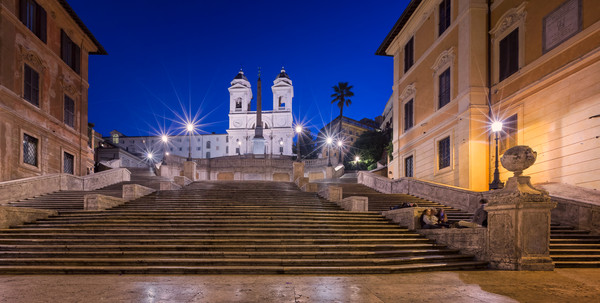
left=499, top=114, right=518, bottom=154
left=216, top=146, right=219, bottom=151
left=206, top=141, right=211, bottom=148
left=279, top=146, right=283, bottom=153
left=61, top=30, right=81, bottom=74
left=438, top=136, right=451, bottom=169
left=404, top=99, right=414, bottom=132
left=64, top=95, right=75, bottom=128
left=19, top=0, right=46, bottom=42
left=206, top=152, right=211, bottom=158
left=438, top=0, right=451, bottom=35
left=405, top=155, right=414, bottom=177
left=197, top=138, right=201, bottom=142
left=197, top=147, right=201, bottom=151
left=23, top=133, right=38, bottom=166
left=438, top=68, right=450, bottom=108
left=236, top=147, right=240, bottom=154
left=404, top=37, right=414, bottom=72
left=23, top=64, right=40, bottom=107
left=226, top=136, right=229, bottom=143
left=226, top=146, right=229, bottom=154
left=499, top=28, right=519, bottom=81
left=178, top=147, right=182, bottom=151
left=63, top=152, right=74, bottom=174
left=170, top=147, right=173, bottom=151
left=112, top=134, right=119, bottom=144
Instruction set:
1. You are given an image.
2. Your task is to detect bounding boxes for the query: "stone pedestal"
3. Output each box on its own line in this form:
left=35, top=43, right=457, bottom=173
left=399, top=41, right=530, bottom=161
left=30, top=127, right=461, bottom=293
left=184, top=161, right=197, bottom=181
left=487, top=175, right=556, bottom=271
left=293, top=162, right=305, bottom=182
left=325, top=166, right=334, bottom=179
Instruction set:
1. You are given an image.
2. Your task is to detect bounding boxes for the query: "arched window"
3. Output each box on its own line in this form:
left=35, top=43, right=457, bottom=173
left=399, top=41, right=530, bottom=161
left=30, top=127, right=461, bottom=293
left=206, top=141, right=211, bottom=148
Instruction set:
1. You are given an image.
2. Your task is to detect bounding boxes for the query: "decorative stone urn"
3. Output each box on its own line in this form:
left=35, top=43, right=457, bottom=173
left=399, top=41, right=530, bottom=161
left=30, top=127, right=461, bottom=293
left=500, top=145, right=537, bottom=177
left=486, top=145, right=556, bottom=271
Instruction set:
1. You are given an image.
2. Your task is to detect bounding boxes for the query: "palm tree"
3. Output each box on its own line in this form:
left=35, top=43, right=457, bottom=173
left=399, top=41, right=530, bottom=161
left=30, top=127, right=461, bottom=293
left=330, top=82, right=354, bottom=163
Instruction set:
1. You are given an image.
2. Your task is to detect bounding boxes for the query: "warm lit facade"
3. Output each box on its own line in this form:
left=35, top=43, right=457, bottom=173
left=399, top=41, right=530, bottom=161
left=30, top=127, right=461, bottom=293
left=377, top=0, right=599, bottom=190
left=0, top=0, right=106, bottom=182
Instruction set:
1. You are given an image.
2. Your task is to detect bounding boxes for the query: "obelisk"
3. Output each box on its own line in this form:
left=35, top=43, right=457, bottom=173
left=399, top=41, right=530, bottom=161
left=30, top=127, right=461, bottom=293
left=252, top=68, right=265, bottom=155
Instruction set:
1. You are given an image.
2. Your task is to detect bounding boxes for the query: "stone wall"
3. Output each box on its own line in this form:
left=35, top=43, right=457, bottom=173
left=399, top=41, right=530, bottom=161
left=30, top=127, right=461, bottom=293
left=0, top=168, right=130, bottom=205
left=418, top=228, right=488, bottom=261
left=358, top=171, right=484, bottom=212
left=551, top=196, right=600, bottom=235
left=0, top=206, right=56, bottom=229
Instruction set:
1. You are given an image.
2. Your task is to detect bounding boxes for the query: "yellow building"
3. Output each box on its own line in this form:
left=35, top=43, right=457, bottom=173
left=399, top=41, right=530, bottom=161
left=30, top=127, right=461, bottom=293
left=0, top=0, right=106, bottom=181
left=377, top=0, right=599, bottom=190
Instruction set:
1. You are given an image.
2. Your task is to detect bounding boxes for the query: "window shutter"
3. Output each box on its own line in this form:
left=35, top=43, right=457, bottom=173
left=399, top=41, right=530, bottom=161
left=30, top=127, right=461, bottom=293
left=38, top=4, right=46, bottom=43
left=19, top=0, right=27, bottom=24
left=73, top=43, right=81, bottom=74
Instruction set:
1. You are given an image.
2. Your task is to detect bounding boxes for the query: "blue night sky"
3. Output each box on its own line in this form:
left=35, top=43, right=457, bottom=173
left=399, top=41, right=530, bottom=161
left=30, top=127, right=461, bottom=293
left=68, top=0, right=410, bottom=137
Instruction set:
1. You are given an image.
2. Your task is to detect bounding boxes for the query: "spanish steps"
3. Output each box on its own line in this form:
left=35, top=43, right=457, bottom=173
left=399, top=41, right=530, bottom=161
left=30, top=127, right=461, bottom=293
left=0, top=179, right=487, bottom=274
left=325, top=180, right=600, bottom=268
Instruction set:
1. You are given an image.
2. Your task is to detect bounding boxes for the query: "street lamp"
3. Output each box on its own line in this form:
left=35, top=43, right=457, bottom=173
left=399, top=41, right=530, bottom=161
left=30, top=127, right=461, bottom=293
left=186, top=123, right=194, bottom=161
left=337, top=140, right=343, bottom=165
left=354, top=156, right=360, bottom=169
left=279, top=139, right=283, bottom=156
left=326, top=136, right=333, bottom=167
left=237, top=140, right=241, bottom=156
left=489, top=121, right=504, bottom=190
left=295, top=125, right=303, bottom=162
left=161, top=135, right=168, bottom=165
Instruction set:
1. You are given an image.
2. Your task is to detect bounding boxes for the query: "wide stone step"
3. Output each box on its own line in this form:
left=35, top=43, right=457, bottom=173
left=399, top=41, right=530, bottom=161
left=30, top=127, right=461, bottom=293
left=0, top=243, right=445, bottom=252
left=550, top=249, right=600, bottom=255
left=553, top=261, right=600, bottom=268
left=0, top=238, right=433, bottom=245
left=0, top=232, right=422, bottom=239
left=0, top=249, right=460, bottom=259
left=550, top=255, right=600, bottom=261
left=0, top=260, right=489, bottom=274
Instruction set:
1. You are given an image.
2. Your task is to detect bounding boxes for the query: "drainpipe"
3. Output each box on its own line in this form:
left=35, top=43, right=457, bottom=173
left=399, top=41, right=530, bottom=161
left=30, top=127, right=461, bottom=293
left=487, top=0, right=493, bottom=186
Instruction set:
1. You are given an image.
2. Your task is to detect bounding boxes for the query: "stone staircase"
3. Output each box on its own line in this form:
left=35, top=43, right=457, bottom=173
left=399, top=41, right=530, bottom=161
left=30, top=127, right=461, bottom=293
left=336, top=181, right=600, bottom=268
left=550, top=223, right=600, bottom=268
left=7, top=167, right=167, bottom=211
left=0, top=181, right=487, bottom=274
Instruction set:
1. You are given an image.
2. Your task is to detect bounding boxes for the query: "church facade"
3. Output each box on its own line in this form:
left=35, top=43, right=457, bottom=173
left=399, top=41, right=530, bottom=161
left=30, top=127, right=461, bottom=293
left=226, top=69, right=294, bottom=157
left=104, top=69, right=295, bottom=161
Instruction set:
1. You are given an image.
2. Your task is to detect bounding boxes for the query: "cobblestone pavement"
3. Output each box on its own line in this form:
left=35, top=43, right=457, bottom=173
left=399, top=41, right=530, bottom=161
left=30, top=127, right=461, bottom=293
left=0, top=269, right=598, bottom=302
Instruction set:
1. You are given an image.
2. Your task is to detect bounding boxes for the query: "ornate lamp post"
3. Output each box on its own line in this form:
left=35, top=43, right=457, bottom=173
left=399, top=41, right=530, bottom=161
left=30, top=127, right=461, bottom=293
left=489, top=121, right=505, bottom=190
left=161, top=135, right=168, bottom=165
left=295, top=125, right=303, bottom=162
left=326, top=136, right=333, bottom=167
left=237, top=140, right=242, bottom=156
left=186, top=123, right=194, bottom=161
left=279, top=139, right=284, bottom=156
left=336, top=140, right=343, bottom=165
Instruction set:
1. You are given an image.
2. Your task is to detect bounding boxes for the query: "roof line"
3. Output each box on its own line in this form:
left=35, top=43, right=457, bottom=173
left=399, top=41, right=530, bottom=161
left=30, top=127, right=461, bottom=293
left=58, top=0, right=107, bottom=55
left=375, top=0, right=422, bottom=57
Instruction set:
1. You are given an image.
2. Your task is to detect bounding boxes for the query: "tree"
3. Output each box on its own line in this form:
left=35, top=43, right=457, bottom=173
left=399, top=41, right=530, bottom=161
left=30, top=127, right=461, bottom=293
left=350, top=130, right=390, bottom=170
left=330, top=82, right=354, bottom=162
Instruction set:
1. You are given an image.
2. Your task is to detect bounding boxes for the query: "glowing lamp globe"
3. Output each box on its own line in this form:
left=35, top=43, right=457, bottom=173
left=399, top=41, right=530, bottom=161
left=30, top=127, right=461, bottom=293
left=491, top=121, right=503, bottom=133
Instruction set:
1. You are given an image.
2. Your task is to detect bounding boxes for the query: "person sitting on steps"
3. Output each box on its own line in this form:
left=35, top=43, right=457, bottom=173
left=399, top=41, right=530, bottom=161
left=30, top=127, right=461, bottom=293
left=421, top=208, right=446, bottom=229
left=454, top=199, right=488, bottom=228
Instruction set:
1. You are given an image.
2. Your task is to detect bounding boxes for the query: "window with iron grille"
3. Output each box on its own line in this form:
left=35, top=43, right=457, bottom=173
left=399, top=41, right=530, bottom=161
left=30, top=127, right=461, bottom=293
left=438, top=68, right=450, bottom=109
left=404, top=99, right=414, bottom=132
left=19, top=0, right=46, bottom=42
left=438, top=136, right=451, bottom=169
left=64, top=95, right=75, bottom=128
left=24, top=64, right=39, bottom=107
left=61, top=30, right=80, bottom=74
left=404, top=37, right=414, bottom=73
left=23, top=133, right=38, bottom=166
left=63, top=152, right=74, bottom=174
left=499, top=28, right=519, bottom=81
left=405, top=155, right=414, bottom=177
left=206, top=152, right=211, bottom=158
left=439, top=0, right=451, bottom=36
